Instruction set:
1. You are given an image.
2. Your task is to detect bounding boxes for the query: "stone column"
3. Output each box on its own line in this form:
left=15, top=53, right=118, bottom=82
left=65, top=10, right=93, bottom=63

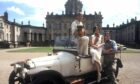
left=28, top=33, right=31, bottom=41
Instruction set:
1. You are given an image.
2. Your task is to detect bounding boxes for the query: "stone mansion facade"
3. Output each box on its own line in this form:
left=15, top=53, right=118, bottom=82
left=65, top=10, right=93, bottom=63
left=103, top=18, right=140, bottom=45
left=0, top=0, right=140, bottom=47
left=46, top=0, right=103, bottom=45
left=0, top=12, right=46, bottom=47
left=46, top=0, right=140, bottom=46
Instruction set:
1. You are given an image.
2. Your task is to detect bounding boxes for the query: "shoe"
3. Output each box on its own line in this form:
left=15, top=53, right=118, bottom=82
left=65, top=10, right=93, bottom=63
left=112, top=80, right=118, bottom=84
left=110, top=79, right=118, bottom=84
left=97, top=73, right=101, bottom=82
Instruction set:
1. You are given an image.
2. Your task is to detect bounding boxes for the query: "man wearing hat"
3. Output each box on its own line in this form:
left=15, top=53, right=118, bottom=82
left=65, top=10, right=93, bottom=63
left=71, top=13, right=89, bottom=56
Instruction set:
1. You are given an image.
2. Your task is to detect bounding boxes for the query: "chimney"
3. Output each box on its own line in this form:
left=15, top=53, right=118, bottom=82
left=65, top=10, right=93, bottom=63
left=107, top=24, right=109, bottom=28
left=127, top=19, right=129, bottom=24
left=28, top=20, right=30, bottom=25
left=21, top=21, right=23, bottom=25
left=113, top=23, right=115, bottom=28
left=47, top=12, right=49, bottom=15
left=43, top=23, right=44, bottom=27
left=94, top=12, right=97, bottom=15
left=62, top=11, right=64, bottom=15
left=84, top=11, right=86, bottom=15
left=135, top=17, right=137, bottom=21
left=13, top=19, right=16, bottom=23
left=4, top=11, right=8, bottom=21
left=99, top=12, right=101, bottom=15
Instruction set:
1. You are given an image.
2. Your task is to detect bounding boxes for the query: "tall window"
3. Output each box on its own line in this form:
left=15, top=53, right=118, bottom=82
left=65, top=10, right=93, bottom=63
left=59, top=23, right=61, bottom=30
left=0, top=33, right=1, bottom=40
left=39, top=33, right=42, bottom=42
left=23, top=32, right=28, bottom=42
left=0, top=23, right=3, bottom=27
left=34, top=33, right=37, bottom=42
left=7, top=33, right=8, bottom=41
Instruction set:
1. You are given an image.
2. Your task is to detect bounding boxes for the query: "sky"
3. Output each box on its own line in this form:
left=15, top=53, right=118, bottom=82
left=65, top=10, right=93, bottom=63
left=0, top=0, right=140, bottom=27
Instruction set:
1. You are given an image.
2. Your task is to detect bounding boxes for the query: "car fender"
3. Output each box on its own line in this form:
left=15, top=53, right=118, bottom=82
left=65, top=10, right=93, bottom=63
left=57, top=52, right=77, bottom=76
left=27, top=67, right=49, bottom=76
left=31, top=70, right=66, bottom=84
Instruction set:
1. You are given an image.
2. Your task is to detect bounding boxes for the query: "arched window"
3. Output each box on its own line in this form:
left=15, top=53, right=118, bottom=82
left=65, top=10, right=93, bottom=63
left=0, top=23, right=3, bottom=27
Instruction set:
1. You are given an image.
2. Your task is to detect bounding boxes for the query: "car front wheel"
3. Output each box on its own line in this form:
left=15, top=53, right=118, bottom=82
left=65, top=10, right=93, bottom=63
left=32, top=70, right=67, bottom=84
left=9, top=70, right=23, bottom=84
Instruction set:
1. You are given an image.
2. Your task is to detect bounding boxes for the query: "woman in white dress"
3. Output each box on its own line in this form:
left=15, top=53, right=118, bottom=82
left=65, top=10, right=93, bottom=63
left=90, top=26, right=104, bottom=82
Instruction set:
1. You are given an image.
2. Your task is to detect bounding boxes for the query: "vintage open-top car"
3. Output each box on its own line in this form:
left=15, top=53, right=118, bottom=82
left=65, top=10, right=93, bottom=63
left=9, top=45, right=124, bottom=84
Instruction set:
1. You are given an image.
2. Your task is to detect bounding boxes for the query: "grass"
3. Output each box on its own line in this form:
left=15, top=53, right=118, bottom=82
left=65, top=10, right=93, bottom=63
left=121, top=48, right=140, bottom=53
left=6, top=47, right=140, bottom=53
left=8, top=47, right=53, bottom=53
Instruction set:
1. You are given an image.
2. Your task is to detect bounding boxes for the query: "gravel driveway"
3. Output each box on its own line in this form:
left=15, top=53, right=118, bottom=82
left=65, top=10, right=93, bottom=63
left=0, top=48, right=47, bottom=84
left=117, top=53, right=140, bottom=84
left=0, top=48, right=140, bottom=84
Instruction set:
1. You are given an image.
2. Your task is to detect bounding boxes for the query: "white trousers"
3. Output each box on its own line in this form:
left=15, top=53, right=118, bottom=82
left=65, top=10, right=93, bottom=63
left=77, top=36, right=89, bottom=56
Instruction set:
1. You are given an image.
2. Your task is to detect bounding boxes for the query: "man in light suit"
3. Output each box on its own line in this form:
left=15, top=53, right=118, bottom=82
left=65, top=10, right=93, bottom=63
left=71, top=13, right=89, bottom=56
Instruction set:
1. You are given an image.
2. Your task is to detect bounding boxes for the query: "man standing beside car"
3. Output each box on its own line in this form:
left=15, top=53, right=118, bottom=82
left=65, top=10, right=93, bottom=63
left=71, top=12, right=89, bottom=56
left=102, top=32, right=118, bottom=84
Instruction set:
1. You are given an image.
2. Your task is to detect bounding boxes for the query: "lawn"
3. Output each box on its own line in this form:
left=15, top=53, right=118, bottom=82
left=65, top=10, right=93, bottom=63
left=8, top=47, right=53, bottom=53
left=120, top=48, right=140, bottom=53
left=7, top=47, right=140, bottom=53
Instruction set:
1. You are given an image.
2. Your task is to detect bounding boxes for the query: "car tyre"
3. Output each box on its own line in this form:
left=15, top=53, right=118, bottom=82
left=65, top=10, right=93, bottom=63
left=9, top=70, right=23, bottom=84
left=32, top=70, right=67, bottom=84
left=115, top=58, right=123, bottom=78
left=115, top=64, right=119, bottom=78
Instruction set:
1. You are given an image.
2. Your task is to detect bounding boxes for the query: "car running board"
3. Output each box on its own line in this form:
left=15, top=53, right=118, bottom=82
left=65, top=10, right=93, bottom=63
left=87, top=76, right=108, bottom=84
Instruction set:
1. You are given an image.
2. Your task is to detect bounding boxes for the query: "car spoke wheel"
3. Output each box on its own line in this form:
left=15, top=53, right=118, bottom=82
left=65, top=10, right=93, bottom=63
left=9, top=71, right=23, bottom=84
left=115, top=63, right=119, bottom=78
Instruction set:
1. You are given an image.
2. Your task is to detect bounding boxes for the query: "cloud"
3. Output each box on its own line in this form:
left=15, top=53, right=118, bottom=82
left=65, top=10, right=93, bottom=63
left=17, top=9, right=46, bottom=26
left=1, top=0, right=67, bottom=26
left=81, top=0, right=140, bottom=26
left=0, top=0, right=66, bottom=13
left=1, top=0, right=140, bottom=27
left=7, top=6, right=25, bottom=16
